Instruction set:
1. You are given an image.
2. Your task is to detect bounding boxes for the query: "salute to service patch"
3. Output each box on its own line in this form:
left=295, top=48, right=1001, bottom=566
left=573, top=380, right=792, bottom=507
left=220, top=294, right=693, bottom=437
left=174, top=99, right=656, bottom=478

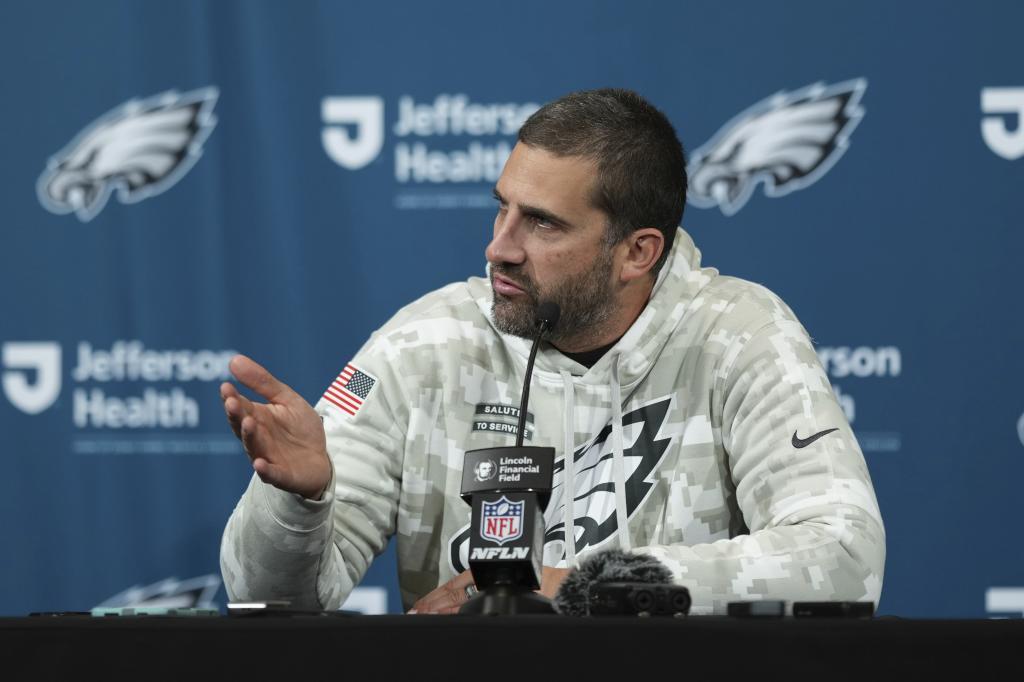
left=322, top=363, right=377, bottom=416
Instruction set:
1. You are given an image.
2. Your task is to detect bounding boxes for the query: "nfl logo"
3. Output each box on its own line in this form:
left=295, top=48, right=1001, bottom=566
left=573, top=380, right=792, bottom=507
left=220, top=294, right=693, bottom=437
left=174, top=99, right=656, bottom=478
left=480, top=496, right=524, bottom=546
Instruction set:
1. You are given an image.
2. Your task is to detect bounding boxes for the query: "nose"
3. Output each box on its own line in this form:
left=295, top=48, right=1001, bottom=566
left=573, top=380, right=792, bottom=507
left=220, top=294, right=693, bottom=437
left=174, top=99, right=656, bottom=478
left=485, top=209, right=526, bottom=265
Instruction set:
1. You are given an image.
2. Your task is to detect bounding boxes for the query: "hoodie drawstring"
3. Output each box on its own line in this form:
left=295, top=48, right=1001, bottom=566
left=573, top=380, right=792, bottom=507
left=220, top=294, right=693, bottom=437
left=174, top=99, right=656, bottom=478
left=559, top=370, right=578, bottom=569
left=610, top=359, right=632, bottom=552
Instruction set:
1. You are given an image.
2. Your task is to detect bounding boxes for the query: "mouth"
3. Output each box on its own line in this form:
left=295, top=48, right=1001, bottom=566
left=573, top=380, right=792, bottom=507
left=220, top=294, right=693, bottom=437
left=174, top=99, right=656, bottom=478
left=492, top=273, right=527, bottom=297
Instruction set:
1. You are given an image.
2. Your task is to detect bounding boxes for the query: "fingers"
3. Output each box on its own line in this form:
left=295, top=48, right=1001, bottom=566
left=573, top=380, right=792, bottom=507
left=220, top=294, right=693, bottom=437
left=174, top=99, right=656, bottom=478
left=408, top=570, right=476, bottom=615
left=251, top=455, right=283, bottom=488
left=447, top=570, right=476, bottom=591
left=242, top=418, right=287, bottom=490
left=430, top=604, right=463, bottom=615
left=221, top=382, right=255, bottom=440
left=240, top=414, right=267, bottom=465
left=229, top=354, right=295, bottom=404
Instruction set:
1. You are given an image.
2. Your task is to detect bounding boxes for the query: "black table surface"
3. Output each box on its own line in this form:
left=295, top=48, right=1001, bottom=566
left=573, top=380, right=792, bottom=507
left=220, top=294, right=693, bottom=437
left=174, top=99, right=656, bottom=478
left=2, top=614, right=1021, bottom=681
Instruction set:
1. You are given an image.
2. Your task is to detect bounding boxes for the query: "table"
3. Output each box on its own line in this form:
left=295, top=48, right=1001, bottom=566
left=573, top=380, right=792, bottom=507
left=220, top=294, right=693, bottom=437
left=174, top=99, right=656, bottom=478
left=2, top=614, right=1020, bottom=681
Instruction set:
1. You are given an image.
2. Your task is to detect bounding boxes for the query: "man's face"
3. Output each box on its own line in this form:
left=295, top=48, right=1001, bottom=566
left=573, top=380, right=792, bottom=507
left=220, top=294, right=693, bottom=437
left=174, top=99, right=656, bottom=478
left=487, top=143, right=618, bottom=349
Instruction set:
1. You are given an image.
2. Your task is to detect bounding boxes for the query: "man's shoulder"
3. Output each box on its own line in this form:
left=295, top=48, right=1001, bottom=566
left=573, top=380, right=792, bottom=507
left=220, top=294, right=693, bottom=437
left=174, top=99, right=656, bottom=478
left=370, top=276, right=495, bottom=344
left=391, top=279, right=479, bottom=320
left=692, top=274, right=803, bottom=333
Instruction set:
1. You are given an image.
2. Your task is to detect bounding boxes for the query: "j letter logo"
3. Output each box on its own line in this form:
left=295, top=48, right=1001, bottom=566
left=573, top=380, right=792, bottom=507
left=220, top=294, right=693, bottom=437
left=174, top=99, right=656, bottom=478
left=981, top=88, right=1024, bottom=160
left=2, top=342, right=62, bottom=414
left=322, top=97, right=385, bottom=169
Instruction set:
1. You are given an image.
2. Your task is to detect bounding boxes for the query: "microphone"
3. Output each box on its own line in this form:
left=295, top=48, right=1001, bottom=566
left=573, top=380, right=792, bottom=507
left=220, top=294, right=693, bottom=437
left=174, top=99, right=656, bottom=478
left=515, top=301, right=560, bottom=447
left=458, top=301, right=562, bottom=615
left=553, top=549, right=689, bottom=617
left=535, top=301, right=561, bottom=332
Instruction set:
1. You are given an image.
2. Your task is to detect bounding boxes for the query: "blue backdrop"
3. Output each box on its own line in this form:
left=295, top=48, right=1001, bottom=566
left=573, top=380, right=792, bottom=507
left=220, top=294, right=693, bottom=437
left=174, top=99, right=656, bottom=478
left=1, top=0, right=1022, bottom=618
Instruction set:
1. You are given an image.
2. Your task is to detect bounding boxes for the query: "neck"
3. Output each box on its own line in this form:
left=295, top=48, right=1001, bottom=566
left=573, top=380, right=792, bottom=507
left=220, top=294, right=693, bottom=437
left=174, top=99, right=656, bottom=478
left=550, top=279, right=654, bottom=353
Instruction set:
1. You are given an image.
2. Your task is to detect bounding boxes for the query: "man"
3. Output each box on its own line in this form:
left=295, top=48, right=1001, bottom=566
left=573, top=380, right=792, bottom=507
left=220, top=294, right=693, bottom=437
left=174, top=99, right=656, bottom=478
left=220, top=89, right=885, bottom=615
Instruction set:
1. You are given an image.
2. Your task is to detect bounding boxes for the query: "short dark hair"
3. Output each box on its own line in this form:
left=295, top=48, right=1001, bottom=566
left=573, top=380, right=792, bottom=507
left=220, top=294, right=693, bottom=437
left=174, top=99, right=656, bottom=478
left=518, top=88, right=687, bottom=275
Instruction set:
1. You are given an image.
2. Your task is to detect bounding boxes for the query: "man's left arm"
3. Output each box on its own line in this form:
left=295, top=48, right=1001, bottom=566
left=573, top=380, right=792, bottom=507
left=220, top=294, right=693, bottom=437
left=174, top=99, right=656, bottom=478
left=621, top=315, right=886, bottom=615
left=537, top=313, right=887, bottom=613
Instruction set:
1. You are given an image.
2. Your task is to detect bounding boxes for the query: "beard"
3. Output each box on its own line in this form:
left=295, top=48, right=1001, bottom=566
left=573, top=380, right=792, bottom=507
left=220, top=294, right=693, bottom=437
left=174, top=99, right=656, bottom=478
left=490, top=245, right=617, bottom=348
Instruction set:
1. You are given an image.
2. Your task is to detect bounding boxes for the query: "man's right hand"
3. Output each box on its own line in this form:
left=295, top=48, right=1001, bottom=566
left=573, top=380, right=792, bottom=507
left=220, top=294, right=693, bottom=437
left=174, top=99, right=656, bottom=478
left=220, top=354, right=331, bottom=500
left=408, top=571, right=476, bottom=614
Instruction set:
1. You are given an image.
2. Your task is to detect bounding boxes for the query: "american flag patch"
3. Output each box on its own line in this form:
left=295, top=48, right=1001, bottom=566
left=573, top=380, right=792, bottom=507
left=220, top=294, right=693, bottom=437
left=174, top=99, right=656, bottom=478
left=322, top=363, right=377, bottom=416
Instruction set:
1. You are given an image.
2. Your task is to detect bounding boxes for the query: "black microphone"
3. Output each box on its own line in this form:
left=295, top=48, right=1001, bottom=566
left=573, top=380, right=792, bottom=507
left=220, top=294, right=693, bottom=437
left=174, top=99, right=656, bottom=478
left=553, top=549, right=690, bottom=617
left=458, top=301, right=561, bottom=615
left=515, top=301, right=560, bottom=447
left=535, top=300, right=561, bottom=331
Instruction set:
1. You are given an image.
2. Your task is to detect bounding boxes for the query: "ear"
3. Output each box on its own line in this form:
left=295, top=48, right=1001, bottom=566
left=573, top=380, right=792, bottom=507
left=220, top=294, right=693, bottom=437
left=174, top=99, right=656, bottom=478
left=618, top=228, right=664, bottom=283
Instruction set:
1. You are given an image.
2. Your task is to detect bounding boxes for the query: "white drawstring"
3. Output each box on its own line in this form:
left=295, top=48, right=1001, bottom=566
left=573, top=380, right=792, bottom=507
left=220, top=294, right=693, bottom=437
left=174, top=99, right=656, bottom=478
left=559, top=370, right=579, bottom=569
left=610, top=359, right=631, bottom=551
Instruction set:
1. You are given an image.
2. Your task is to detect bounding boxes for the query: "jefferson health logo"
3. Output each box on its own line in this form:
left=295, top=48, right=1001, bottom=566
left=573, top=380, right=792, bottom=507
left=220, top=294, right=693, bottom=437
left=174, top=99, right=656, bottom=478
left=37, top=87, right=219, bottom=222
left=1, top=342, right=61, bottom=415
left=1, top=340, right=241, bottom=455
left=322, top=93, right=539, bottom=210
left=981, top=87, right=1024, bottom=160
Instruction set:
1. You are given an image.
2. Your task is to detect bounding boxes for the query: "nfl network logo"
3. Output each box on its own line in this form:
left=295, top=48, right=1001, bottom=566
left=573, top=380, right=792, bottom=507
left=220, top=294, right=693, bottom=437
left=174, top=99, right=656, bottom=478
left=480, top=496, right=523, bottom=546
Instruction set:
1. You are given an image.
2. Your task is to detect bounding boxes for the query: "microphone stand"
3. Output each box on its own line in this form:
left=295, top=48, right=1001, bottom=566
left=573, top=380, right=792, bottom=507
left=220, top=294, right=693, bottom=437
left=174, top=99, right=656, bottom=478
left=458, top=304, right=560, bottom=616
left=513, top=314, right=545, bottom=450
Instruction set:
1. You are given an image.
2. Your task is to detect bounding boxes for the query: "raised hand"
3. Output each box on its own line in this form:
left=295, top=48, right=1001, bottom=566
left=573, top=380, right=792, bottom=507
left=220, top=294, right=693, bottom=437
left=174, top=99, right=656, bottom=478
left=220, top=354, right=331, bottom=500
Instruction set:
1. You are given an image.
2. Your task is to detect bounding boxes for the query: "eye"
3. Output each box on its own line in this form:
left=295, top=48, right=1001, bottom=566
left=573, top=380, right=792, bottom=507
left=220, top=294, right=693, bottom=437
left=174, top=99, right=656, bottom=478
left=528, top=215, right=557, bottom=231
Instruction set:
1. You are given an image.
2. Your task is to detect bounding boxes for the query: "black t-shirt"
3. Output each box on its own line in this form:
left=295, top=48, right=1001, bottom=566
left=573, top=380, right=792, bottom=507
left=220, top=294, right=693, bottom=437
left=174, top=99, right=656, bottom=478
left=559, top=337, right=621, bottom=369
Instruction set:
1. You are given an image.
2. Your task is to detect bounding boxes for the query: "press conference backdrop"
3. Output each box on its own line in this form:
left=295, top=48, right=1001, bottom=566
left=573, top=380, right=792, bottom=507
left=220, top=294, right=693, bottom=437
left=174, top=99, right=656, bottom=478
left=1, top=0, right=1021, bottom=618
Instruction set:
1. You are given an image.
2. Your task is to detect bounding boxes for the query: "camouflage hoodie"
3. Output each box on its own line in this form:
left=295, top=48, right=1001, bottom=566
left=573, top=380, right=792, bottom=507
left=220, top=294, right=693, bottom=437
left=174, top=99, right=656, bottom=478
left=221, top=228, right=885, bottom=614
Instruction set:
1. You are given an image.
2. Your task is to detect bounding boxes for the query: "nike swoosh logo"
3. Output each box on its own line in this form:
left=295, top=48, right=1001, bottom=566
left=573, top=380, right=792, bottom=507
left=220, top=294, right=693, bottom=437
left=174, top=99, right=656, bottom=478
left=791, top=428, right=839, bottom=449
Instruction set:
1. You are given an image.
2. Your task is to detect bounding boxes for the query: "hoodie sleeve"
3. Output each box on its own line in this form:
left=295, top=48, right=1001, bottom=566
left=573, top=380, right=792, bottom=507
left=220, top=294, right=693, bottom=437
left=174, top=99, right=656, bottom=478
left=637, top=314, right=886, bottom=615
left=219, top=337, right=407, bottom=611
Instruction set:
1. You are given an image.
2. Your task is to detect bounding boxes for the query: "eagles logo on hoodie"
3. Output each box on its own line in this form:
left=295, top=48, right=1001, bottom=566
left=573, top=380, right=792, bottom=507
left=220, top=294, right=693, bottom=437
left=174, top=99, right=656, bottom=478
left=448, top=397, right=674, bottom=573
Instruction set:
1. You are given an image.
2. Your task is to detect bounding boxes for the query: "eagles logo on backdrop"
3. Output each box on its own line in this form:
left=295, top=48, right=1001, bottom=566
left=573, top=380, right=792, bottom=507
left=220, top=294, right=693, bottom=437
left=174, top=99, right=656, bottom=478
left=37, top=87, right=219, bottom=222
left=449, top=397, right=672, bottom=573
left=688, top=79, right=867, bottom=215
left=95, top=574, right=221, bottom=610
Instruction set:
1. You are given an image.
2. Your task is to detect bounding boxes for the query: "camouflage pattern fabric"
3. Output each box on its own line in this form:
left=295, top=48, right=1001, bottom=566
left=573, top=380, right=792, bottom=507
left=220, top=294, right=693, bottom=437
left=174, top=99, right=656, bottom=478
left=220, top=228, right=885, bottom=614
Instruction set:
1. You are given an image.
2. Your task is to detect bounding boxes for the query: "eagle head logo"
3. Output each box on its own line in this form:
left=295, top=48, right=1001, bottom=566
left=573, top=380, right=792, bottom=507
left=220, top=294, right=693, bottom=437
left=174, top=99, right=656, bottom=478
left=687, top=79, right=866, bottom=216
left=37, top=87, right=219, bottom=222
left=94, top=574, right=222, bottom=609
